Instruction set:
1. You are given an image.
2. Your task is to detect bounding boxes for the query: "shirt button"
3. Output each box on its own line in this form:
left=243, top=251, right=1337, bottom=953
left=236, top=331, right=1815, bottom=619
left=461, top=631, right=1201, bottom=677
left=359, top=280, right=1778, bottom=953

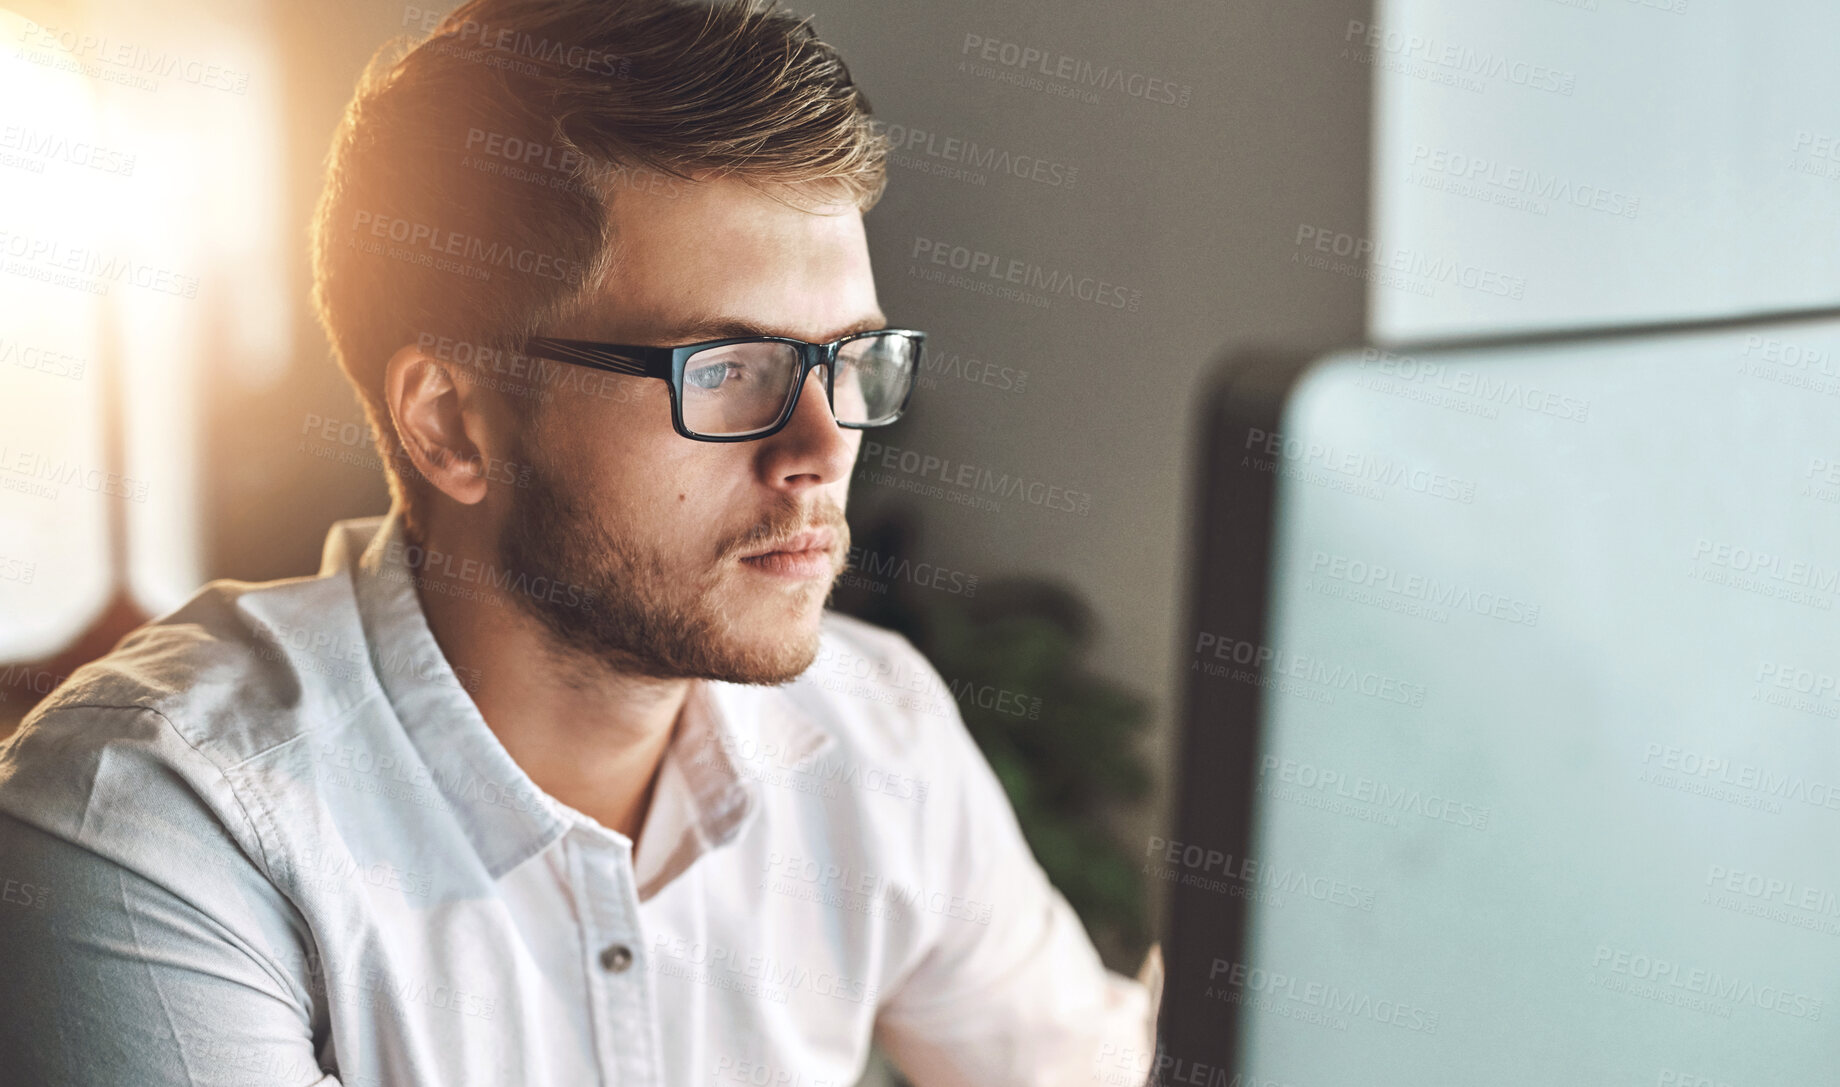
left=600, top=943, right=634, bottom=973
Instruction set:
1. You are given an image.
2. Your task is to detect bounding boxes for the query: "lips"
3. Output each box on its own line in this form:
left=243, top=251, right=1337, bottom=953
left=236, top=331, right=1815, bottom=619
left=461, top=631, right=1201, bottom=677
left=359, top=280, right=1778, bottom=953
left=740, top=528, right=835, bottom=560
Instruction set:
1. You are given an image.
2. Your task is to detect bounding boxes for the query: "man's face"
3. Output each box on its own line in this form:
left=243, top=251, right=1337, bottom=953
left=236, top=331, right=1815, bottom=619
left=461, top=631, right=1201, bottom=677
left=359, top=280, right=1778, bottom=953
left=495, top=175, right=879, bottom=685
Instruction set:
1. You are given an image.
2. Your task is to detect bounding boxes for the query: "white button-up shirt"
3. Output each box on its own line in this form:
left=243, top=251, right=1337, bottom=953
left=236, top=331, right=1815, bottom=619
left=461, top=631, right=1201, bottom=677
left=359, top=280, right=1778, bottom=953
left=0, top=510, right=1153, bottom=1086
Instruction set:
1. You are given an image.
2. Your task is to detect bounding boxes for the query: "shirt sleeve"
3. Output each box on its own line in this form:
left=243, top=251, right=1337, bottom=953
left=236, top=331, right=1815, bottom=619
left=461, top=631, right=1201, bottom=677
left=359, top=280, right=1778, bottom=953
left=0, top=705, right=338, bottom=1086
left=870, top=674, right=1156, bottom=1087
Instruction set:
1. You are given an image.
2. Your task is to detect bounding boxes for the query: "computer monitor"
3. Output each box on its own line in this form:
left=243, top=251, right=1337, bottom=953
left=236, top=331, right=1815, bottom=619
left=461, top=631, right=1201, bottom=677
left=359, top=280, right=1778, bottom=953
left=1154, top=312, right=1840, bottom=1085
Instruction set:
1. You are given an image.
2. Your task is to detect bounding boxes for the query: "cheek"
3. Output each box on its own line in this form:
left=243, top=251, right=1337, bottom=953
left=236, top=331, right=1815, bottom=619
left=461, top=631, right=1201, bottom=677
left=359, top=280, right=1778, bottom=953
left=654, top=456, right=745, bottom=528
left=548, top=386, right=670, bottom=478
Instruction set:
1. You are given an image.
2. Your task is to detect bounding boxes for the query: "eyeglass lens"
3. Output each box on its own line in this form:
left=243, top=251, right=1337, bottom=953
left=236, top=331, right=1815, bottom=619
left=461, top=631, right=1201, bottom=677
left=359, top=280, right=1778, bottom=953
left=679, top=333, right=918, bottom=437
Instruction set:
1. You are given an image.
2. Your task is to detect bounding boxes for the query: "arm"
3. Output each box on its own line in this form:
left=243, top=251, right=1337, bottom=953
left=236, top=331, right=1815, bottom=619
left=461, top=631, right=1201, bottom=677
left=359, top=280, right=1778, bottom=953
left=870, top=694, right=1159, bottom=1086
left=0, top=706, right=335, bottom=1086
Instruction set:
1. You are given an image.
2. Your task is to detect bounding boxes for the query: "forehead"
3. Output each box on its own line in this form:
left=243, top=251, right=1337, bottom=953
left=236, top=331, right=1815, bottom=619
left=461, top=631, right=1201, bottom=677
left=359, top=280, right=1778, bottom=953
left=574, top=174, right=883, bottom=344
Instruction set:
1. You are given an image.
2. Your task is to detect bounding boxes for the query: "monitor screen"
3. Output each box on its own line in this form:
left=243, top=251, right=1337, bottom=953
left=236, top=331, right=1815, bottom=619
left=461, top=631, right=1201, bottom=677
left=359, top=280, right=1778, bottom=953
left=1161, top=313, right=1840, bottom=1086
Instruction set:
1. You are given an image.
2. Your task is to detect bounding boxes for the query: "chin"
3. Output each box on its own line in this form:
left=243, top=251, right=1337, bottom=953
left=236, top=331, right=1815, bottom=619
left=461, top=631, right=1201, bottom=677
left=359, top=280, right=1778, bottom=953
left=711, top=623, right=824, bottom=686
left=701, top=584, right=822, bottom=670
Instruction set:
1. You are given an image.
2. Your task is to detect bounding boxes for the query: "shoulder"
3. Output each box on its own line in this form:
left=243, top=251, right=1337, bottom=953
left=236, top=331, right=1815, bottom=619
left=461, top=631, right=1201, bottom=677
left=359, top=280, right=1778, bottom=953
left=16, top=562, right=374, bottom=763
left=0, top=552, right=376, bottom=857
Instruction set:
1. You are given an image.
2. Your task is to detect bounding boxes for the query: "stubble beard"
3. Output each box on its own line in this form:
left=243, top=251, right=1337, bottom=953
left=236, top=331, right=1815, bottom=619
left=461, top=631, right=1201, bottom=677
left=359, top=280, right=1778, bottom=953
left=495, top=450, right=842, bottom=686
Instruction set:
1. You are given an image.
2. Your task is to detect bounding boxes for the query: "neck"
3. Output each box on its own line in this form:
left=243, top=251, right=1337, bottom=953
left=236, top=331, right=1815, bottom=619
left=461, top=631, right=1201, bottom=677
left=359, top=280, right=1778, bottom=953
left=408, top=519, right=685, bottom=844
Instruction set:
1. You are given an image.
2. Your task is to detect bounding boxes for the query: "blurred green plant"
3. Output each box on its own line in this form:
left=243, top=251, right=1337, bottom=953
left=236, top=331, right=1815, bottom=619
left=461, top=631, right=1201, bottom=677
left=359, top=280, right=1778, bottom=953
left=828, top=508, right=1156, bottom=963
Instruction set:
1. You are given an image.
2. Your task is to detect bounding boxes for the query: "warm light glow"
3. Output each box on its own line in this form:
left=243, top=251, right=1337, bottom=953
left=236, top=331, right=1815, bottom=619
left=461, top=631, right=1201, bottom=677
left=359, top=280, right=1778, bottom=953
left=0, top=8, right=113, bottom=659
left=0, top=3, right=288, bottom=657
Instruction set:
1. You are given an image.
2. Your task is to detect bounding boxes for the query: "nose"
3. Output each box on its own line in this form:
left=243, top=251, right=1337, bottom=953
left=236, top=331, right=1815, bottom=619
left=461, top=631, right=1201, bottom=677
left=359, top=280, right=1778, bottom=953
left=758, top=363, right=857, bottom=490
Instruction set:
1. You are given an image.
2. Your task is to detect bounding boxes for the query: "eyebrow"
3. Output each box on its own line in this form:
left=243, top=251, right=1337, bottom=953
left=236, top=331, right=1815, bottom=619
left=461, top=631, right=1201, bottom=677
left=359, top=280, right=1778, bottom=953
left=654, top=312, right=889, bottom=344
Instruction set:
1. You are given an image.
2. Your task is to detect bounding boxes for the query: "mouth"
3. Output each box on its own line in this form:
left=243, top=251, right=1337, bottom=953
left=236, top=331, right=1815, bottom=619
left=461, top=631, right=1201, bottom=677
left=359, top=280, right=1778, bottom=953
left=738, top=529, right=838, bottom=580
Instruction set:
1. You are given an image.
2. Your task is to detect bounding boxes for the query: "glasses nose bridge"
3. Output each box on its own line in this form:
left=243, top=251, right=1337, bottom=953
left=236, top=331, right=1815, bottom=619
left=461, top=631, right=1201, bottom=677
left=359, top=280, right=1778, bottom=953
left=791, top=339, right=840, bottom=421
left=814, top=338, right=843, bottom=390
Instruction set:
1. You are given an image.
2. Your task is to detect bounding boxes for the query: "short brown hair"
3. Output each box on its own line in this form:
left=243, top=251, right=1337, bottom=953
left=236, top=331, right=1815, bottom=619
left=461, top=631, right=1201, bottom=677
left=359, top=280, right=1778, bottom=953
left=310, top=0, right=888, bottom=533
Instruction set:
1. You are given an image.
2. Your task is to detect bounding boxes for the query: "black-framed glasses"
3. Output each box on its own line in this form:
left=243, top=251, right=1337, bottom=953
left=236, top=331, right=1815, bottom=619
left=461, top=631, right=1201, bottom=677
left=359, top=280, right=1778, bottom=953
left=521, top=328, right=926, bottom=442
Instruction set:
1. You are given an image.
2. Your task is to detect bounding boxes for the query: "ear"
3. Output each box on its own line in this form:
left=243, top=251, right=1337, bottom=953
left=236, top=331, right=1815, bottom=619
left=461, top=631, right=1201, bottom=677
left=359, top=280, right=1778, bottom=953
left=383, top=343, right=491, bottom=506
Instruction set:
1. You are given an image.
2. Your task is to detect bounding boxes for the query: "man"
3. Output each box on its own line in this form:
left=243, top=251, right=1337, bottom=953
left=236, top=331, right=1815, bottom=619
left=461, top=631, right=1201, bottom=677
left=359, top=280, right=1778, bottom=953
left=0, top=0, right=1159, bottom=1083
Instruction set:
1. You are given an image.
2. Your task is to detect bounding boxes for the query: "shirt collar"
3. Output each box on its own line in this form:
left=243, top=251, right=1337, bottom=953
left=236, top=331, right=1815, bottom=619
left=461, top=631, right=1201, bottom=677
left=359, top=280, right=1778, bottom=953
left=325, top=506, right=834, bottom=884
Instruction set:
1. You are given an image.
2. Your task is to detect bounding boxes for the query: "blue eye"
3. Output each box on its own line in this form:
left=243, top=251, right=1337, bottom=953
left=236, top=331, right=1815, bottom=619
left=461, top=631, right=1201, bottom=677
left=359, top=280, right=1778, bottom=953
left=686, top=361, right=740, bottom=390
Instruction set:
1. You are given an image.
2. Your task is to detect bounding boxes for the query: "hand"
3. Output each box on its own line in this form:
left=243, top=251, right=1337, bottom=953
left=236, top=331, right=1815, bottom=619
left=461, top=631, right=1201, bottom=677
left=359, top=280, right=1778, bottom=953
left=1135, top=941, right=1164, bottom=1027
left=1132, top=942, right=1166, bottom=1086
